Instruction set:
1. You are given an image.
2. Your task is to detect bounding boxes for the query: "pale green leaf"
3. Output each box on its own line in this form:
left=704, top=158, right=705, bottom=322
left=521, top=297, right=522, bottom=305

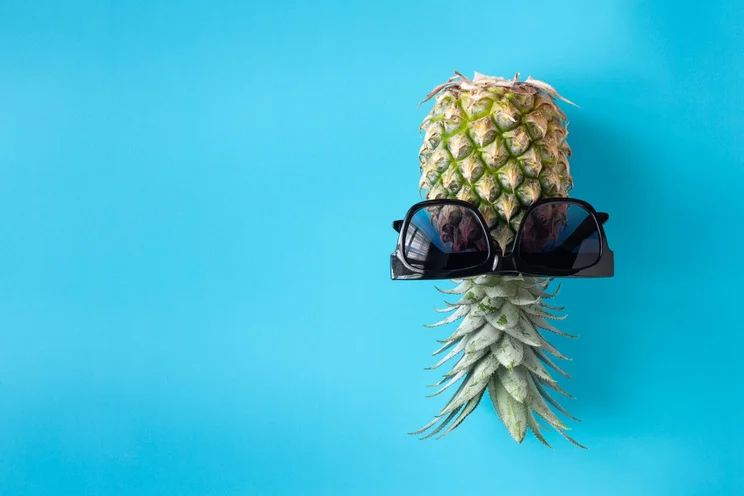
left=541, top=282, right=561, bottom=299
left=521, top=305, right=567, bottom=321
left=432, top=339, right=457, bottom=356
left=521, top=347, right=556, bottom=383
left=409, top=415, right=443, bottom=436
left=503, top=316, right=542, bottom=346
left=541, top=302, right=566, bottom=311
left=557, top=429, right=587, bottom=449
left=416, top=407, right=462, bottom=439
left=485, top=301, right=519, bottom=330
left=491, top=335, right=524, bottom=368
left=447, top=347, right=488, bottom=377
left=427, top=369, right=466, bottom=396
left=535, top=374, right=574, bottom=398
left=537, top=335, right=572, bottom=360
left=488, top=376, right=527, bottom=443
left=437, top=391, right=485, bottom=439
left=507, top=286, right=540, bottom=306
left=472, top=354, right=500, bottom=385
left=444, top=314, right=486, bottom=342
left=469, top=296, right=504, bottom=317
left=464, top=324, right=503, bottom=353
left=533, top=380, right=579, bottom=422
left=526, top=409, right=552, bottom=448
left=425, top=305, right=468, bottom=327
left=441, top=355, right=498, bottom=415
left=427, top=336, right=468, bottom=370
left=433, top=303, right=458, bottom=313
left=535, top=349, right=571, bottom=379
left=474, top=274, right=504, bottom=286
left=435, top=280, right=472, bottom=294
left=462, top=286, right=486, bottom=303
left=526, top=314, right=577, bottom=338
left=497, top=365, right=528, bottom=403
left=525, top=373, right=567, bottom=430
left=484, top=283, right=517, bottom=298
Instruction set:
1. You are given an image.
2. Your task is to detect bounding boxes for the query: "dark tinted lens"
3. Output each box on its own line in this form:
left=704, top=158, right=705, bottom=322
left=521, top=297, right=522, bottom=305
left=403, top=204, right=489, bottom=271
left=519, top=202, right=601, bottom=271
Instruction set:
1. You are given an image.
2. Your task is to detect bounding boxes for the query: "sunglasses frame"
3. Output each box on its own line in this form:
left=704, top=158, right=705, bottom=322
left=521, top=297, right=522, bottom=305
left=390, top=197, right=614, bottom=281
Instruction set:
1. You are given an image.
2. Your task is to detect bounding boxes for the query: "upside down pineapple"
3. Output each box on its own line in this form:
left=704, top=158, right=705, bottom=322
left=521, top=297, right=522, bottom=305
left=411, top=71, right=585, bottom=448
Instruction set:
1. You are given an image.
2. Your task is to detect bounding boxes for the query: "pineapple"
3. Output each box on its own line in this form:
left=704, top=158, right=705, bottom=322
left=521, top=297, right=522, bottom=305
left=411, top=72, right=585, bottom=448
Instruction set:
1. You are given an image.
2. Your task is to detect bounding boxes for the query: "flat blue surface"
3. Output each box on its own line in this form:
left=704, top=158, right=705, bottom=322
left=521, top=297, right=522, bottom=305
left=1, top=1, right=742, bottom=495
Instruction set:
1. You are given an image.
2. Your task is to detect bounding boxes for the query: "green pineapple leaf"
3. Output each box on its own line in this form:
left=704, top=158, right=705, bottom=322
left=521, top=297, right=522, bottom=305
left=488, top=376, right=527, bottom=443
left=491, top=334, right=524, bottom=369
left=497, top=365, right=529, bottom=403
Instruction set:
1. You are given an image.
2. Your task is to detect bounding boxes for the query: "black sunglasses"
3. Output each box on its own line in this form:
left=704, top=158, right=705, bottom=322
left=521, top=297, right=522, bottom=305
left=390, top=198, right=614, bottom=280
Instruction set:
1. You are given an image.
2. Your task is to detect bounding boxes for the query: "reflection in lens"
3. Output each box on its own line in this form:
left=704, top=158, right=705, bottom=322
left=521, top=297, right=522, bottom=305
left=403, top=204, right=489, bottom=271
left=519, top=202, right=600, bottom=271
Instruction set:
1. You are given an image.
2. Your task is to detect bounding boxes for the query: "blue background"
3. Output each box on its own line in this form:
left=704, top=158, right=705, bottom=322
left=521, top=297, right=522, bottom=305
left=1, top=1, right=742, bottom=494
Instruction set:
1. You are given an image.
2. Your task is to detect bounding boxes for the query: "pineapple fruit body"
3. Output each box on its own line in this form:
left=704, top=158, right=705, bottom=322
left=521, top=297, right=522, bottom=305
left=413, top=72, right=584, bottom=447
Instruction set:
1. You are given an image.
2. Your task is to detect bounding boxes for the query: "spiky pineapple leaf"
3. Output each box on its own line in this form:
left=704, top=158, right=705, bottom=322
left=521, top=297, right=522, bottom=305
left=491, top=334, right=524, bottom=369
left=533, top=380, right=580, bottom=422
left=427, top=369, right=466, bottom=397
left=497, top=365, right=528, bottom=403
left=415, top=408, right=462, bottom=439
left=484, top=282, right=517, bottom=298
left=522, top=306, right=568, bottom=321
left=521, top=346, right=555, bottom=383
left=433, top=303, right=457, bottom=313
left=557, top=429, right=588, bottom=449
left=542, top=283, right=561, bottom=298
left=541, top=302, right=566, bottom=311
left=485, top=301, right=519, bottom=330
left=445, top=314, right=486, bottom=342
left=431, top=339, right=457, bottom=357
left=447, top=347, right=488, bottom=377
left=425, top=305, right=468, bottom=327
left=525, top=374, right=567, bottom=430
left=427, top=336, right=468, bottom=370
left=526, top=409, right=552, bottom=448
left=503, top=316, right=542, bottom=346
left=435, top=280, right=472, bottom=294
left=488, top=376, right=527, bottom=443
left=441, top=354, right=499, bottom=416
left=537, top=335, right=572, bottom=361
left=535, top=374, right=574, bottom=398
left=507, top=287, right=540, bottom=306
left=474, top=274, right=505, bottom=286
left=437, top=391, right=485, bottom=439
left=526, top=313, right=577, bottom=338
left=464, top=324, right=502, bottom=353
left=462, top=286, right=486, bottom=303
left=470, top=296, right=504, bottom=317
left=535, top=349, right=571, bottom=379
left=527, top=282, right=560, bottom=299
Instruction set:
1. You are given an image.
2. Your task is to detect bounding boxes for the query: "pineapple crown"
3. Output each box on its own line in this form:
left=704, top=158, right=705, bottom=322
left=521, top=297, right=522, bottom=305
left=419, top=71, right=578, bottom=108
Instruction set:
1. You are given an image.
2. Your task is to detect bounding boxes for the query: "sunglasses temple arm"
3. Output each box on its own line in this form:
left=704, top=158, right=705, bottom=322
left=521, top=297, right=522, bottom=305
left=598, top=212, right=609, bottom=224
left=392, top=219, right=403, bottom=233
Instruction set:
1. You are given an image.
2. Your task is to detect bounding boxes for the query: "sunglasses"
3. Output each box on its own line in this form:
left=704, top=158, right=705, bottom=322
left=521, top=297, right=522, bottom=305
left=390, top=198, right=614, bottom=281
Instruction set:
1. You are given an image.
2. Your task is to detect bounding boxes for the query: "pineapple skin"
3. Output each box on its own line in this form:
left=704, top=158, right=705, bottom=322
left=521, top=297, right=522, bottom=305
left=413, top=72, right=584, bottom=448
left=418, top=71, right=574, bottom=254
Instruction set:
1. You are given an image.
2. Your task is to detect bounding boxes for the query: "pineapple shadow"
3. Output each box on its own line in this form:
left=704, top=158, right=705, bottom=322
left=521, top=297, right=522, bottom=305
left=553, top=115, right=653, bottom=416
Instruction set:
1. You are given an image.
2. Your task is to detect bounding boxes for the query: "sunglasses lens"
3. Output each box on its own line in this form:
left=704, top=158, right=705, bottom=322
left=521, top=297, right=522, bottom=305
left=519, top=201, right=601, bottom=271
left=403, top=204, right=489, bottom=271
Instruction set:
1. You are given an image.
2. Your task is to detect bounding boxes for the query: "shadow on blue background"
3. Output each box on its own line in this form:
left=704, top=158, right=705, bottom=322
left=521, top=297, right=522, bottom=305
left=0, top=1, right=742, bottom=495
